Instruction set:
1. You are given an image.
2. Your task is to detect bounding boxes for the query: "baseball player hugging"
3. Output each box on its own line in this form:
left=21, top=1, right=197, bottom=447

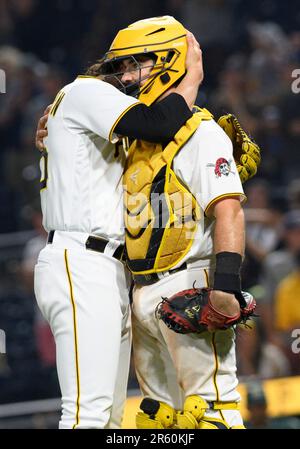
left=34, top=15, right=204, bottom=429
left=34, top=15, right=260, bottom=430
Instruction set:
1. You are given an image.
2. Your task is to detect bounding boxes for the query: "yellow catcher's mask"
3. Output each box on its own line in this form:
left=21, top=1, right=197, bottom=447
left=101, top=16, right=187, bottom=105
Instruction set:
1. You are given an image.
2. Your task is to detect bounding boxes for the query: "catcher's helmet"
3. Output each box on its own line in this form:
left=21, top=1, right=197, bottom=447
left=101, top=16, right=187, bottom=105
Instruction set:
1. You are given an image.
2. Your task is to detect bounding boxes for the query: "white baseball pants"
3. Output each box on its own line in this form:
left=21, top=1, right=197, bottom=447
left=34, top=231, right=131, bottom=429
left=132, top=262, right=243, bottom=427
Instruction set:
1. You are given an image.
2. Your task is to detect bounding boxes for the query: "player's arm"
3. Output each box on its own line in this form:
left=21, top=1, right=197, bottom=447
left=187, top=123, right=247, bottom=329
left=37, top=89, right=197, bottom=149
left=207, top=198, right=245, bottom=321
left=114, top=93, right=193, bottom=144
left=35, top=93, right=194, bottom=150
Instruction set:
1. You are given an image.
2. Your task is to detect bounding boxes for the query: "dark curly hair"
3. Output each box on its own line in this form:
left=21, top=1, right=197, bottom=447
left=85, top=58, right=105, bottom=77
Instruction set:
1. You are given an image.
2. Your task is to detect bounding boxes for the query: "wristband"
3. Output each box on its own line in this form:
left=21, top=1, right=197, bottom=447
left=213, top=252, right=246, bottom=307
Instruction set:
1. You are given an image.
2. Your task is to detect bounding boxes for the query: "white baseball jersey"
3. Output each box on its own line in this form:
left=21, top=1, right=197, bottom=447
left=40, top=76, right=140, bottom=243
left=35, top=76, right=139, bottom=428
left=172, top=118, right=246, bottom=267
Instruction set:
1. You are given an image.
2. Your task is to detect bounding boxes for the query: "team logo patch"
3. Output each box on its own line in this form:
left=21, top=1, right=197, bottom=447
left=207, top=158, right=235, bottom=178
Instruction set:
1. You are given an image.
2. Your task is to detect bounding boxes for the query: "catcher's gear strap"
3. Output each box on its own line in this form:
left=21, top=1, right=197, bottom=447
left=208, top=401, right=240, bottom=410
left=176, top=396, right=240, bottom=429
left=184, top=395, right=240, bottom=411
left=115, top=93, right=193, bottom=144
left=124, top=109, right=213, bottom=276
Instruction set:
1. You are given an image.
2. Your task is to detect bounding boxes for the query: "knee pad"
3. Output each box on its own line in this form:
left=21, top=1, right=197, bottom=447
left=176, top=395, right=208, bottom=429
left=136, top=398, right=175, bottom=429
left=176, top=411, right=198, bottom=429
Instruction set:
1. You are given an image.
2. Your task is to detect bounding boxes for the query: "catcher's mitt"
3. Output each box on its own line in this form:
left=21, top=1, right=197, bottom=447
left=217, top=114, right=261, bottom=184
left=156, top=287, right=256, bottom=334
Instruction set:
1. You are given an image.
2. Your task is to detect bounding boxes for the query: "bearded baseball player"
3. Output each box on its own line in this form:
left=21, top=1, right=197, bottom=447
left=34, top=28, right=204, bottom=429
left=99, top=16, right=260, bottom=429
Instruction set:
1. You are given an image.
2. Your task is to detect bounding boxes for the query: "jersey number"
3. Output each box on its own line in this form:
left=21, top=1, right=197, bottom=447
left=40, top=149, right=48, bottom=190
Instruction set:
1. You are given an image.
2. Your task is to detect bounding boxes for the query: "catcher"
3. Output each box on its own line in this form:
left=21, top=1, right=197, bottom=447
left=103, top=16, right=260, bottom=430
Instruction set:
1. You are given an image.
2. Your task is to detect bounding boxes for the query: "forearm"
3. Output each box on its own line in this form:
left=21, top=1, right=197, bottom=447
left=210, top=198, right=246, bottom=313
left=213, top=200, right=245, bottom=255
left=115, top=93, right=192, bottom=143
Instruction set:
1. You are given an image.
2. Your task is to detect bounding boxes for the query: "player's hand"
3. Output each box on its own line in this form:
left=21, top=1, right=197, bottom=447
left=35, top=104, right=51, bottom=152
left=208, top=290, right=240, bottom=331
left=185, top=31, right=203, bottom=85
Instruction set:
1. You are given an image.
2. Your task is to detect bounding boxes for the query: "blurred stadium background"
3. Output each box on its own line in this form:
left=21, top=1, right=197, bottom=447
left=0, top=0, right=300, bottom=429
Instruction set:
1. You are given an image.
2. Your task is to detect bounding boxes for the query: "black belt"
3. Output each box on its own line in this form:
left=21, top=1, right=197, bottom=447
left=48, top=231, right=125, bottom=261
left=133, top=262, right=187, bottom=286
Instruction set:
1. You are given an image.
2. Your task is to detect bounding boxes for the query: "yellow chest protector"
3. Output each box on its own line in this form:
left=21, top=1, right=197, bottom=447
left=123, top=108, right=213, bottom=275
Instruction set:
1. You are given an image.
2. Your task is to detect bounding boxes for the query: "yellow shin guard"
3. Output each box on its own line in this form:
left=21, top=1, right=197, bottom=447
left=176, top=395, right=208, bottom=429
left=136, top=398, right=176, bottom=429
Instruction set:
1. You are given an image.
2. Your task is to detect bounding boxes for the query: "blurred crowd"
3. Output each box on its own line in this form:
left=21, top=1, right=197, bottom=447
left=0, top=0, right=300, bottom=423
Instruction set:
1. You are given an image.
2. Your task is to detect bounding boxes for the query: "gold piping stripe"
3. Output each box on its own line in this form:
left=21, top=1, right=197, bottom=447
left=50, top=91, right=65, bottom=117
left=204, top=193, right=247, bottom=216
left=212, top=333, right=220, bottom=402
left=77, top=75, right=98, bottom=79
left=49, top=92, right=61, bottom=115
left=108, top=101, right=141, bottom=143
left=64, top=249, right=80, bottom=429
left=40, top=147, right=48, bottom=191
left=204, top=269, right=209, bottom=287
left=52, top=92, right=65, bottom=116
left=49, top=91, right=62, bottom=116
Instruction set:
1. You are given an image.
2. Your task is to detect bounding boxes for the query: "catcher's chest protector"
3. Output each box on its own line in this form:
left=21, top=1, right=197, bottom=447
left=123, top=108, right=213, bottom=275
